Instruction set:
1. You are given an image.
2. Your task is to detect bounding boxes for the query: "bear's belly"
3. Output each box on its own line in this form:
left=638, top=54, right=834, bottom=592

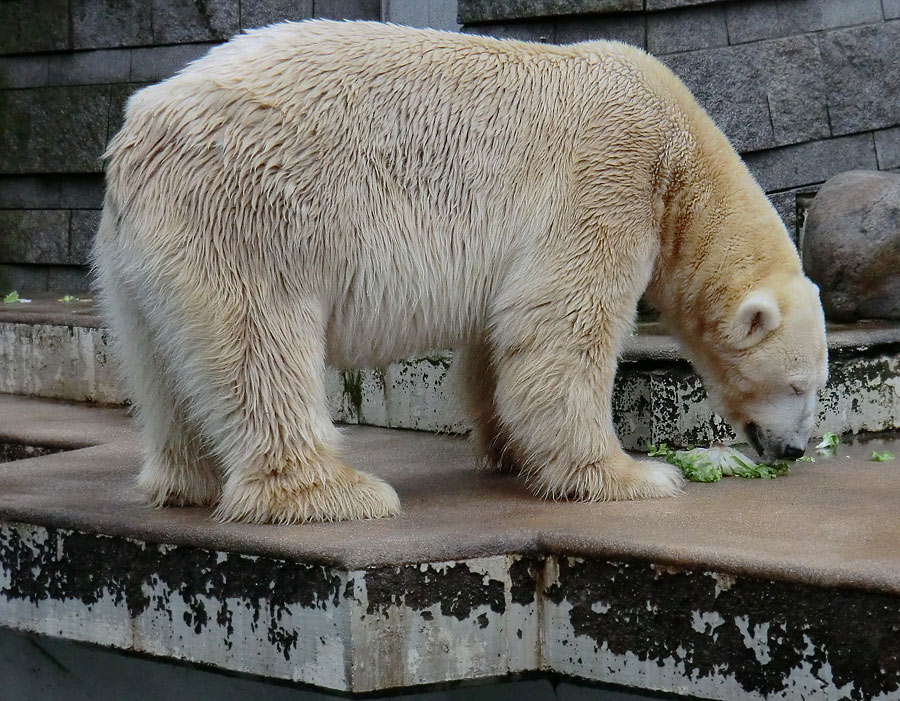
left=324, top=285, right=479, bottom=369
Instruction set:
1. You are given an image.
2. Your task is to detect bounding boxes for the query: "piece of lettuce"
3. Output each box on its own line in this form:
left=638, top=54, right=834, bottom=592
left=648, top=444, right=792, bottom=483
left=2, top=290, right=31, bottom=303
left=871, top=451, right=895, bottom=462
left=646, top=443, right=671, bottom=457
left=816, top=432, right=840, bottom=453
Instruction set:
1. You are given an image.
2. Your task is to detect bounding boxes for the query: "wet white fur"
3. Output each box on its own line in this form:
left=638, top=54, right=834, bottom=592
left=93, top=21, right=827, bottom=523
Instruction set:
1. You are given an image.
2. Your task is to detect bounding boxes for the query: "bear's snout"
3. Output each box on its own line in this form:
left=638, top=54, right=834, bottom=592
left=781, top=444, right=806, bottom=460
left=745, top=422, right=765, bottom=456
left=746, top=422, right=807, bottom=461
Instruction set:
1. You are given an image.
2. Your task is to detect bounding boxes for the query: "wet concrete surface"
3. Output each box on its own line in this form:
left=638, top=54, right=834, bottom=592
left=0, top=393, right=898, bottom=593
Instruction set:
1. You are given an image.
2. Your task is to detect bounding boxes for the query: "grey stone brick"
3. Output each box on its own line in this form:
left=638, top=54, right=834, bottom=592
left=767, top=190, right=799, bottom=244
left=49, top=265, right=93, bottom=293
left=107, top=83, right=146, bottom=140
left=384, top=0, right=460, bottom=30
left=722, top=1, right=772, bottom=44
left=71, top=0, right=153, bottom=49
left=821, top=21, right=900, bottom=136
left=240, top=0, right=313, bottom=29
left=0, top=265, right=49, bottom=293
left=0, top=0, right=69, bottom=55
left=464, top=22, right=556, bottom=43
left=69, top=210, right=101, bottom=265
left=47, top=49, right=131, bottom=86
left=556, top=15, right=645, bottom=47
left=152, top=0, right=239, bottom=43
left=0, top=177, right=61, bottom=209
left=647, top=0, right=726, bottom=9
left=661, top=35, right=828, bottom=153
left=725, top=0, right=884, bottom=45
left=0, top=86, right=110, bottom=174
left=885, top=0, right=900, bottom=20
left=646, top=4, right=728, bottom=55
left=458, top=0, right=641, bottom=24
left=661, top=43, right=775, bottom=151
left=801, top=0, right=885, bottom=29
left=60, top=176, right=105, bottom=209
left=876, top=127, right=900, bottom=171
left=0, top=57, right=50, bottom=89
left=0, top=210, right=70, bottom=264
left=313, top=0, right=381, bottom=20
left=744, top=133, right=878, bottom=192
left=762, top=35, right=829, bottom=147
left=662, top=46, right=772, bottom=152
left=130, top=43, right=217, bottom=82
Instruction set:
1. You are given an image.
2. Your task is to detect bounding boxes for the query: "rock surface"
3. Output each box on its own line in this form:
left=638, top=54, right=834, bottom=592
left=803, top=170, right=900, bottom=321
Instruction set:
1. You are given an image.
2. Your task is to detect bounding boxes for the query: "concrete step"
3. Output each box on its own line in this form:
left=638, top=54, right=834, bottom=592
left=1, top=295, right=898, bottom=449
left=1, top=394, right=899, bottom=698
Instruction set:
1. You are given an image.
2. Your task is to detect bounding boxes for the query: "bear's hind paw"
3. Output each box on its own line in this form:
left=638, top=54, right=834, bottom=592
left=138, top=459, right=221, bottom=508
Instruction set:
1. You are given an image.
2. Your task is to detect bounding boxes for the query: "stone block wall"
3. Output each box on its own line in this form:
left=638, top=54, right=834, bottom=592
left=4, top=0, right=897, bottom=292
left=460, top=0, right=900, bottom=245
left=0, top=0, right=380, bottom=294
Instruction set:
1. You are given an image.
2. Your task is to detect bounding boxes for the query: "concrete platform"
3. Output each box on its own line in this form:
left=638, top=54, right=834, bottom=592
left=2, top=295, right=899, bottom=449
left=1, top=394, right=899, bottom=698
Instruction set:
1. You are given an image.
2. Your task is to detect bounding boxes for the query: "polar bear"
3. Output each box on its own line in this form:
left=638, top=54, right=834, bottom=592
left=93, top=20, right=828, bottom=524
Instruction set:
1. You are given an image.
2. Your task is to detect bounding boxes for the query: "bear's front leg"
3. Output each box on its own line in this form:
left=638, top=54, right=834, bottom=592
left=490, top=312, right=684, bottom=502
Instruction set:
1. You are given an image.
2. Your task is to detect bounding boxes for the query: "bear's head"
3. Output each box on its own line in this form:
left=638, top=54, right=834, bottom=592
left=687, top=274, right=828, bottom=461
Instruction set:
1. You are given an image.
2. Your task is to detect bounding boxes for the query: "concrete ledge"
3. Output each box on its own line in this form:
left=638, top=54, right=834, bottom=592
left=1, top=396, right=900, bottom=696
left=1, top=297, right=899, bottom=447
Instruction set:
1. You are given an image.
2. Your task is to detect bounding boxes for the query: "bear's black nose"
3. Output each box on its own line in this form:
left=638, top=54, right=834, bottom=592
left=782, top=445, right=805, bottom=459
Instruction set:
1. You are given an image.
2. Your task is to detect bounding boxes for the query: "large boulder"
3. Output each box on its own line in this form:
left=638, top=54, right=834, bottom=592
left=802, top=170, right=900, bottom=321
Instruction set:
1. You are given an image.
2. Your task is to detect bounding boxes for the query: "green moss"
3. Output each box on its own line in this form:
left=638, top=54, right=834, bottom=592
left=342, top=370, right=363, bottom=415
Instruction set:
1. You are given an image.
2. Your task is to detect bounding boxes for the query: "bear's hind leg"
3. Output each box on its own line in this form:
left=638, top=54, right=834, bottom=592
left=458, top=339, right=519, bottom=473
left=175, top=297, right=400, bottom=524
left=490, top=313, right=684, bottom=502
left=99, top=279, right=220, bottom=507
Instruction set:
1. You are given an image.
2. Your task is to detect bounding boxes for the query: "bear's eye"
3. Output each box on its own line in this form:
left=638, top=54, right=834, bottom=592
left=790, top=383, right=804, bottom=395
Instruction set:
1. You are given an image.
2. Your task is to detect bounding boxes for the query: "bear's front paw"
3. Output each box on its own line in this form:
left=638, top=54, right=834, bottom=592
left=531, top=451, right=684, bottom=502
left=214, top=461, right=401, bottom=524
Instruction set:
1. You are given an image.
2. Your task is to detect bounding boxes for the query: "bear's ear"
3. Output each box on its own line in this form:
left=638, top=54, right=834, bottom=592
left=728, top=290, right=781, bottom=349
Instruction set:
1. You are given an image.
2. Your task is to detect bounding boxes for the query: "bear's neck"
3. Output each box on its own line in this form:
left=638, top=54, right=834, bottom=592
left=645, top=114, right=801, bottom=342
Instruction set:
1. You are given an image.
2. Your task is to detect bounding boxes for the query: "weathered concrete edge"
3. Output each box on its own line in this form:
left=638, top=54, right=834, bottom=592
left=2, top=312, right=897, bottom=354
left=3, top=319, right=898, bottom=451
left=2, top=522, right=897, bottom=698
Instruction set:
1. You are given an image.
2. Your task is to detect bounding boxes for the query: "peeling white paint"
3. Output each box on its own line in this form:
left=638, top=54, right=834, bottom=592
left=1, top=524, right=898, bottom=698
left=691, top=610, right=725, bottom=637
left=0, top=529, right=544, bottom=694
left=710, top=571, right=736, bottom=597
left=735, top=616, right=772, bottom=665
